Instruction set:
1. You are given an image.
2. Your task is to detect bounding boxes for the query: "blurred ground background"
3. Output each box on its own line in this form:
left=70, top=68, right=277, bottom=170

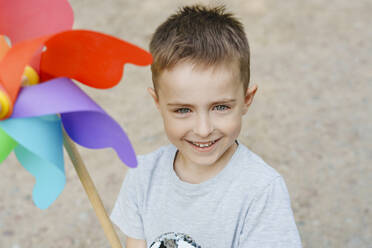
left=1, top=0, right=371, bottom=247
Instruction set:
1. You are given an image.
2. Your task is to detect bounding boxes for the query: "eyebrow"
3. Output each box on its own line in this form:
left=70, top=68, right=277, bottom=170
left=167, top=99, right=236, bottom=107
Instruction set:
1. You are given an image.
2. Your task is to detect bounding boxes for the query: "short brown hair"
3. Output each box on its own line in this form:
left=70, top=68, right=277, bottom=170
left=149, top=4, right=250, bottom=94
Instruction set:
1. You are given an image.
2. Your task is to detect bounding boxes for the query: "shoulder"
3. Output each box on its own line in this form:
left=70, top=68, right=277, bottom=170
left=137, top=145, right=170, bottom=167
left=232, top=142, right=284, bottom=196
left=234, top=142, right=281, bottom=180
left=136, top=144, right=174, bottom=172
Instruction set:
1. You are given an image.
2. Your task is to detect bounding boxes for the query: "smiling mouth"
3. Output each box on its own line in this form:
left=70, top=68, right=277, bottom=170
left=186, top=138, right=221, bottom=148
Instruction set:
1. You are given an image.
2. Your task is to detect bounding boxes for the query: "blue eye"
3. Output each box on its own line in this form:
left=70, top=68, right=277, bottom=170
left=213, top=105, right=230, bottom=111
left=175, top=108, right=191, bottom=114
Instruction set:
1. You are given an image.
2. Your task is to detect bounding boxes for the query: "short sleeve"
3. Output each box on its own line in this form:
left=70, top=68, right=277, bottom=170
left=239, top=176, right=302, bottom=248
left=110, top=167, right=145, bottom=240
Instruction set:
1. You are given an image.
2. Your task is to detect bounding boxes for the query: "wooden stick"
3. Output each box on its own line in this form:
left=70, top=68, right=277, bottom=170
left=62, top=128, right=123, bottom=248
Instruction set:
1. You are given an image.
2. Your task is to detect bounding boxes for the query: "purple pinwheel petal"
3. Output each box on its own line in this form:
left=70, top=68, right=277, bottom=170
left=61, top=112, right=137, bottom=167
left=11, top=77, right=137, bottom=167
left=12, top=78, right=99, bottom=118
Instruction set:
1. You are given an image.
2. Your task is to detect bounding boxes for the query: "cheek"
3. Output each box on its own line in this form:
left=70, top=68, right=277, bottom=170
left=163, top=115, right=189, bottom=137
left=214, top=113, right=242, bottom=134
left=227, top=118, right=242, bottom=134
left=215, top=110, right=242, bottom=126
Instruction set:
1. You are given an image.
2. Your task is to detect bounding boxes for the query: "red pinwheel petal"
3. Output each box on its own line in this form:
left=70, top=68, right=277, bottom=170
left=40, top=30, right=153, bottom=89
left=0, top=35, right=51, bottom=103
left=0, top=0, right=73, bottom=45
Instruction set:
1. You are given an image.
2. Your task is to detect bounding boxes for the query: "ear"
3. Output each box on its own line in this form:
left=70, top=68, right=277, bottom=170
left=243, top=84, right=258, bottom=115
left=147, top=87, right=160, bottom=109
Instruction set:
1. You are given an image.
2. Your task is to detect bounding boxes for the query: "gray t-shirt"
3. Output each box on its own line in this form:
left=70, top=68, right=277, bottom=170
left=110, top=141, right=302, bottom=247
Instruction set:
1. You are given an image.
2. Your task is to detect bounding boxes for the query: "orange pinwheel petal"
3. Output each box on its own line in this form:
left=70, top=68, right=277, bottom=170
left=0, top=0, right=73, bottom=45
left=0, top=35, right=10, bottom=61
left=0, top=35, right=51, bottom=103
left=40, top=30, right=152, bottom=89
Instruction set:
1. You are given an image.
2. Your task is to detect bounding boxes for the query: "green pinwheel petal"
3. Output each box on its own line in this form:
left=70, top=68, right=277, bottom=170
left=0, top=127, right=17, bottom=164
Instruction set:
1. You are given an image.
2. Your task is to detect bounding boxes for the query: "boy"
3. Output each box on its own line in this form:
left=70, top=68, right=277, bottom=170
left=111, top=4, right=302, bottom=248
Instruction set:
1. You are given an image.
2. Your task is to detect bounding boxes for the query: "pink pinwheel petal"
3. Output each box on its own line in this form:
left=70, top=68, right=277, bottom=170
left=0, top=0, right=73, bottom=45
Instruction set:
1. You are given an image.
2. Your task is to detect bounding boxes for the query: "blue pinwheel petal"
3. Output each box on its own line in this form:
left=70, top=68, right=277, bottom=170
left=15, top=144, right=65, bottom=209
left=0, top=115, right=65, bottom=209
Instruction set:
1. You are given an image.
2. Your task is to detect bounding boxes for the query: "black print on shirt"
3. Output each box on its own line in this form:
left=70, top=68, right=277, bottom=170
left=149, top=232, right=201, bottom=248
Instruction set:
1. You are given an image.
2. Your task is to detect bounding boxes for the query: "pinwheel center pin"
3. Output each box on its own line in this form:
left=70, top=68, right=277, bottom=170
left=0, top=87, right=11, bottom=119
left=0, top=65, right=39, bottom=120
left=22, top=65, right=40, bottom=86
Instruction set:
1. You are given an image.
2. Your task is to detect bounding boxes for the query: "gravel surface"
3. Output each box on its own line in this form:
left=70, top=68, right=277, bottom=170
left=1, top=0, right=371, bottom=247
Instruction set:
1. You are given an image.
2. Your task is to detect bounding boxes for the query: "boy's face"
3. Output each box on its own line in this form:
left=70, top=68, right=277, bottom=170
left=148, top=60, right=257, bottom=169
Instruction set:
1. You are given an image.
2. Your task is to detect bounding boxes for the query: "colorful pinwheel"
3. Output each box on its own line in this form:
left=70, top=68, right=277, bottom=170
left=0, top=0, right=152, bottom=213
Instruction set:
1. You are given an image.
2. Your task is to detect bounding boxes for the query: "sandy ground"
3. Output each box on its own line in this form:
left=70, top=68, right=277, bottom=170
left=1, top=0, right=371, bottom=247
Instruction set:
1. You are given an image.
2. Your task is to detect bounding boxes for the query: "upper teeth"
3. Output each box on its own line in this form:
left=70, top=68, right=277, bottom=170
left=191, top=140, right=216, bottom=148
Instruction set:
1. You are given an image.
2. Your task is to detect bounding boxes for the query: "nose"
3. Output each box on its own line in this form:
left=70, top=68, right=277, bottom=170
left=193, top=114, right=213, bottom=138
